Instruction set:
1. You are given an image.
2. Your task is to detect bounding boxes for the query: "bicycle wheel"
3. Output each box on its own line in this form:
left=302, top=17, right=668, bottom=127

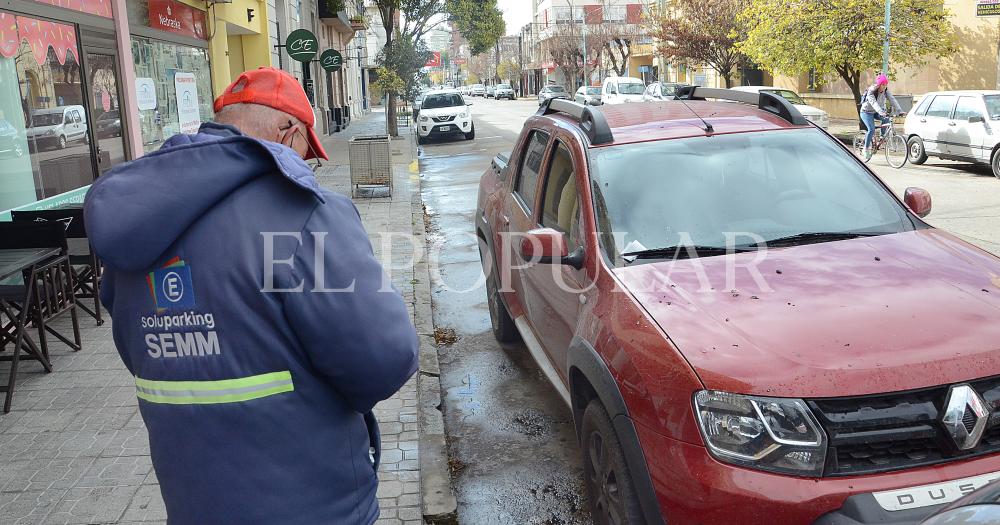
left=853, top=131, right=866, bottom=156
left=885, top=133, right=908, bottom=168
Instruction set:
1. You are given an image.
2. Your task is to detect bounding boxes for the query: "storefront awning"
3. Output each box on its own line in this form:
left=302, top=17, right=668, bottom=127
left=0, top=13, right=78, bottom=66
left=33, top=0, right=112, bottom=19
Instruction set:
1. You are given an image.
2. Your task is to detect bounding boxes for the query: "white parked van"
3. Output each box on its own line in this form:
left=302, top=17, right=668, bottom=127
left=27, top=105, right=88, bottom=150
left=601, top=76, right=645, bottom=105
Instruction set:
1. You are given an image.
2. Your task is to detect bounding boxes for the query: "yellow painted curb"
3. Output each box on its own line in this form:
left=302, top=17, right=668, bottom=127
left=408, top=160, right=418, bottom=174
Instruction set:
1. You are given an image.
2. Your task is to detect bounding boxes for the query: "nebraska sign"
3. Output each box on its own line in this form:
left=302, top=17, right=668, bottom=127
left=149, top=0, right=207, bottom=40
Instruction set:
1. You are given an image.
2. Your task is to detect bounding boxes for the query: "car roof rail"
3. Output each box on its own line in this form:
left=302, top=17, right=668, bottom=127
left=675, top=86, right=809, bottom=126
left=536, top=98, right=614, bottom=145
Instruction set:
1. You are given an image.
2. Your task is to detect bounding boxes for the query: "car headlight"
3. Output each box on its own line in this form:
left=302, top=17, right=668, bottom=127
left=459, top=112, right=468, bottom=118
left=694, top=390, right=827, bottom=476
left=45, top=130, right=55, bottom=136
left=419, top=115, right=429, bottom=122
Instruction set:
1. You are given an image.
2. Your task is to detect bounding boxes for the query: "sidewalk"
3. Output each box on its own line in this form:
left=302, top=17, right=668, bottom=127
left=0, top=108, right=441, bottom=525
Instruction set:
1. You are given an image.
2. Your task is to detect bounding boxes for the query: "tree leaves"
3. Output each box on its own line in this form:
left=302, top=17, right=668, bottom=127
left=646, top=0, right=750, bottom=87
left=739, top=0, right=957, bottom=104
left=447, top=0, right=505, bottom=56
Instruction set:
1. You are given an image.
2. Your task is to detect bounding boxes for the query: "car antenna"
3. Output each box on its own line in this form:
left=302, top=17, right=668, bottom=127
left=676, top=95, right=714, bottom=134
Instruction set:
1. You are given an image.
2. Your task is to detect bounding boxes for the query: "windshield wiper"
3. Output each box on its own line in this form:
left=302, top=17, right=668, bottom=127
left=753, top=231, right=882, bottom=248
left=622, top=244, right=754, bottom=262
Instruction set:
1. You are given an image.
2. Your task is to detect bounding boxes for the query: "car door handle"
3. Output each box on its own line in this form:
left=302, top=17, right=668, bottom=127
left=948, top=122, right=957, bottom=126
left=919, top=119, right=926, bottom=123
left=501, top=215, right=510, bottom=225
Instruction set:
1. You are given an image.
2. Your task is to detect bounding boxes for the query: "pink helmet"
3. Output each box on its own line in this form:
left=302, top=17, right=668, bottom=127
left=876, top=74, right=889, bottom=86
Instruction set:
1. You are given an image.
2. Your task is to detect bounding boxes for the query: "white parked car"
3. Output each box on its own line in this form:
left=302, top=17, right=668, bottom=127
left=416, top=90, right=474, bottom=145
left=470, top=84, right=486, bottom=97
left=904, top=90, right=1000, bottom=178
left=494, top=84, right=515, bottom=100
left=731, top=86, right=830, bottom=129
left=575, top=86, right=601, bottom=105
left=642, top=82, right=688, bottom=101
left=600, top=76, right=645, bottom=104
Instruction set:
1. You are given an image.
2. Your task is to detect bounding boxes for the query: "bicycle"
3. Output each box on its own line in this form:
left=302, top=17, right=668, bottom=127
left=853, top=116, right=907, bottom=168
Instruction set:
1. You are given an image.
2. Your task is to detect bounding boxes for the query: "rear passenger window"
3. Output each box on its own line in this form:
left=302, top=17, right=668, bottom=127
left=540, top=142, right=582, bottom=248
left=953, top=97, right=983, bottom=121
left=515, top=130, right=549, bottom=211
left=925, top=95, right=956, bottom=118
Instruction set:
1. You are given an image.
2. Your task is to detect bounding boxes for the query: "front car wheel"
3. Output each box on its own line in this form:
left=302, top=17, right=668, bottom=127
left=992, top=148, right=1000, bottom=180
left=907, top=136, right=928, bottom=165
left=581, top=400, right=645, bottom=525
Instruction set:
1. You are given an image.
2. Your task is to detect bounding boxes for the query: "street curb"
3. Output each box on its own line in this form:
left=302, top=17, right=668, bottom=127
left=410, top=135, right=459, bottom=524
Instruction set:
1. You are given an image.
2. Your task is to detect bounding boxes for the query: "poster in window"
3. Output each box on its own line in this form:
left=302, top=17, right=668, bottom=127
left=174, top=71, right=200, bottom=134
left=136, top=77, right=157, bottom=110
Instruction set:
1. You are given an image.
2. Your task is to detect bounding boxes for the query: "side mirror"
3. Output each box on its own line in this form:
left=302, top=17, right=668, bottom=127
left=969, top=115, right=985, bottom=123
left=587, top=99, right=601, bottom=106
left=519, top=228, right=584, bottom=269
left=904, top=187, right=932, bottom=218
left=467, top=102, right=473, bottom=106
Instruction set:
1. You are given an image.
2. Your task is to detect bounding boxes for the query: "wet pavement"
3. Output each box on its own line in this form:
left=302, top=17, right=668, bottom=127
left=419, top=97, right=591, bottom=524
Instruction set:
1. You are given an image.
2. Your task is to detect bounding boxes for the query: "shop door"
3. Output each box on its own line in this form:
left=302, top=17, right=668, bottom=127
left=83, top=52, right=126, bottom=175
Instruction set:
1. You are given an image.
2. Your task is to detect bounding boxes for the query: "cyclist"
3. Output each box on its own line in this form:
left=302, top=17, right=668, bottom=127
left=860, top=73, right=903, bottom=160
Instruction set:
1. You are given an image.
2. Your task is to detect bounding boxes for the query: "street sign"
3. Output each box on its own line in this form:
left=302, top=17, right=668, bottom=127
left=978, top=0, right=1000, bottom=16
left=320, top=49, right=343, bottom=72
left=285, top=29, right=318, bottom=62
left=425, top=52, right=441, bottom=68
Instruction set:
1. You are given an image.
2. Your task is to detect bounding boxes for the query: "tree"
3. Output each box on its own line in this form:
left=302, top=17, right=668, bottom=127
left=545, top=23, right=585, bottom=92
left=589, top=1, right=642, bottom=78
left=496, top=59, right=521, bottom=85
left=739, top=0, right=956, bottom=106
left=447, top=0, right=505, bottom=56
left=646, top=0, right=748, bottom=87
left=373, top=0, right=446, bottom=136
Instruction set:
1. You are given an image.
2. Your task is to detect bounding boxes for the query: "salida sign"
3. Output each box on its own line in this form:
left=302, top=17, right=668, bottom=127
left=286, top=29, right=318, bottom=62
left=148, top=0, right=207, bottom=40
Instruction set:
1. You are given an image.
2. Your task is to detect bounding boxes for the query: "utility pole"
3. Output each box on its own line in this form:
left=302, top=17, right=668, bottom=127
left=882, top=0, right=891, bottom=74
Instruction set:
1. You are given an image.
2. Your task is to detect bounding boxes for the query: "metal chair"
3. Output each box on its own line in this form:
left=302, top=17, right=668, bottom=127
left=0, top=222, right=81, bottom=362
left=12, top=208, right=103, bottom=325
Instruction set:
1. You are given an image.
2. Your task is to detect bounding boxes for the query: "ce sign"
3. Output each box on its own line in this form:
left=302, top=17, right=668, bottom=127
left=285, top=28, right=318, bottom=63
left=320, top=49, right=343, bottom=72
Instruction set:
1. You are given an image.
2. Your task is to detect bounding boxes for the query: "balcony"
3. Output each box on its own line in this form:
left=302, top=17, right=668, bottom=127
left=319, top=2, right=357, bottom=36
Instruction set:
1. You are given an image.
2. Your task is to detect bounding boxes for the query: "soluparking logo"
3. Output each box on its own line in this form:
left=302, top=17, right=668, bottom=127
left=146, top=257, right=195, bottom=313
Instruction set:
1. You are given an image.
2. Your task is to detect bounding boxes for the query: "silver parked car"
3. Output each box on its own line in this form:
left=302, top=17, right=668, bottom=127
left=537, top=85, right=571, bottom=105
left=574, top=86, right=601, bottom=105
left=642, top=82, right=688, bottom=101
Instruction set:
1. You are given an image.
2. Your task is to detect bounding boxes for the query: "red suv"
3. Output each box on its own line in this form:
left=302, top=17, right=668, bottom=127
left=475, top=88, right=1000, bottom=524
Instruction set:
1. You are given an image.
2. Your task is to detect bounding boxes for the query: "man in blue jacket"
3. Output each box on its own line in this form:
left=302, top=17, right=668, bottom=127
left=84, top=67, right=419, bottom=524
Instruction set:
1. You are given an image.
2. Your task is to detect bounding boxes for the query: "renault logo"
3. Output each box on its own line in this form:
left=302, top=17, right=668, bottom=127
left=942, top=385, right=989, bottom=450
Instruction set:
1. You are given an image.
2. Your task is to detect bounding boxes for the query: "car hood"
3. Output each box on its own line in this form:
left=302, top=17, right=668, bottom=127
left=794, top=104, right=827, bottom=118
left=27, top=124, right=59, bottom=136
left=614, top=229, right=1000, bottom=398
left=420, top=106, right=467, bottom=118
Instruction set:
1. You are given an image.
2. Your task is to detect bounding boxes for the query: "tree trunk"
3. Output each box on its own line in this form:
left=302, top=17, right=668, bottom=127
left=386, top=94, right=398, bottom=137
left=722, top=73, right=732, bottom=88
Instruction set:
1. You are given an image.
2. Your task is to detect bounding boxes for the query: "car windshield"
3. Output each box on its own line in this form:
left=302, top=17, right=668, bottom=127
left=763, top=89, right=807, bottom=105
left=661, top=84, right=679, bottom=96
left=587, top=87, right=601, bottom=95
left=619, top=82, right=645, bottom=95
left=421, top=94, right=465, bottom=109
left=547, top=86, right=565, bottom=93
left=984, top=95, right=1000, bottom=119
left=30, top=113, right=63, bottom=126
left=497, top=84, right=510, bottom=89
left=589, top=129, right=913, bottom=265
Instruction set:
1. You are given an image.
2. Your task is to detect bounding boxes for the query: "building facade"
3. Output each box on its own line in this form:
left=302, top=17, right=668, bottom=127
left=0, top=0, right=377, bottom=221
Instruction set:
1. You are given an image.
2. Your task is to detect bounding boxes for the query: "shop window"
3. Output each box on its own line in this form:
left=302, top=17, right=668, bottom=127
left=130, top=37, right=213, bottom=154
left=0, top=11, right=97, bottom=215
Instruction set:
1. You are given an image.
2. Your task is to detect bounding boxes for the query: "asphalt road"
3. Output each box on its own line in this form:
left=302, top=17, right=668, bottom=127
left=419, top=96, right=591, bottom=525
left=419, top=96, right=1000, bottom=524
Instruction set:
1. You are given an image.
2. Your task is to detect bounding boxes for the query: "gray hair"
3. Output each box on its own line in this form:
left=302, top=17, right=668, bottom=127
left=214, top=103, right=302, bottom=142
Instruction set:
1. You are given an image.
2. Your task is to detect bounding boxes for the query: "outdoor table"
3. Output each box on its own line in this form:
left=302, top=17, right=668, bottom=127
left=0, top=247, right=60, bottom=412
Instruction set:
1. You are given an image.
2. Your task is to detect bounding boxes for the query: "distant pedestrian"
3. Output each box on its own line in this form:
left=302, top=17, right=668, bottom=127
left=860, top=73, right=903, bottom=160
left=85, top=67, right=419, bottom=524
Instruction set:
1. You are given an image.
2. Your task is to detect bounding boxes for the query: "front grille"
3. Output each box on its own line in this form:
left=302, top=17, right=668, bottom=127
left=810, top=375, right=1000, bottom=476
left=432, top=115, right=455, bottom=123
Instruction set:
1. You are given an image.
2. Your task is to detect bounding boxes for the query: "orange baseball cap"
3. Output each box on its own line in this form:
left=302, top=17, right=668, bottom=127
left=213, top=67, right=329, bottom=160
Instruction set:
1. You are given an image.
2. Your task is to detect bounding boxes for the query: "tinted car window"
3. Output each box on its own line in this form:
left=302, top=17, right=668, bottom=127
left=953, top=96, right=983, bottom=120
left=516, top=130, right=550, bottom=211
left=661, top=84, right=677, bottom=96
left=619, top=82, right=645, bottom=95
left=548, top=86, right=566, bottom=92
left=925, top=95, right=956, bottom=118
left=422, top=94, right=465, bottom=109
left=587, top=87, right=600, bottom=95
left=589, top=129, right=914, bottom=264
left=914, top=95, right=933, bottom=116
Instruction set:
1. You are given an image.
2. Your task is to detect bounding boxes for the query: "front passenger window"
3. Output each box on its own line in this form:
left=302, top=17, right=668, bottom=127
left=540, top=142, right=580, bottom=246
